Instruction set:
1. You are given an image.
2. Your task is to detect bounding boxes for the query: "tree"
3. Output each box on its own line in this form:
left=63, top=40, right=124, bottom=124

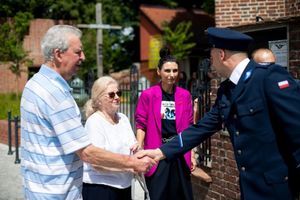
left=162, top=21, right=196, bottom=60
left=98, top=0, right=138, bottom=74
left=0, top=0, right=214, bottom=78
left=136, top=0, right=214, bottom=14
left=201, top=0, right=215, bottom=14
left=0, top=12, right=33, bottom=99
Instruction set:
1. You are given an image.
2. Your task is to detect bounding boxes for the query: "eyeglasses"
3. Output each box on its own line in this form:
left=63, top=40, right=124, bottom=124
left=107, top=91, right=122, bottom=99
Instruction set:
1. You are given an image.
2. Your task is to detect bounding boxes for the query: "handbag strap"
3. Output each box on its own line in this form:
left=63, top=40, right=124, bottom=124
left=135, top=174, right=151, bottom=200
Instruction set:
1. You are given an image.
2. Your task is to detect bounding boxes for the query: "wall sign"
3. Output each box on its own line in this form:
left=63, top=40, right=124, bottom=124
left=269, top=39, right=288, bottom=68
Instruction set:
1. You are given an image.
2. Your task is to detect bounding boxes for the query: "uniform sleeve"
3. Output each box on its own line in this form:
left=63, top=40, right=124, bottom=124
left=264, top=65, right=300, bottom=168
left=160, top=98, right=223, bottom=160
left=135, top=91, right=149, bottom=131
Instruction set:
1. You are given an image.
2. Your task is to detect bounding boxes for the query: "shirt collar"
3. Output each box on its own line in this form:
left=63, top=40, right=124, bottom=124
left=229, top=58, right=250, bottom=85
left=39, top=64, right=72, bottom=92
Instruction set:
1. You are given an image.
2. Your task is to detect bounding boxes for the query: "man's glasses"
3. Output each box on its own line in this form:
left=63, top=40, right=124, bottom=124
left=107, top=91, right=122, bottom=99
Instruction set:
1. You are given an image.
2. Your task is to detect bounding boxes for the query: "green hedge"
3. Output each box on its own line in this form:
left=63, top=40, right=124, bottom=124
left=0, top=93, right=21, bottom=120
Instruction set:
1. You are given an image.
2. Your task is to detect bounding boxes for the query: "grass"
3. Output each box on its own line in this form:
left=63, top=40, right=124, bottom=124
left=0, top=93, right=21, bottom=120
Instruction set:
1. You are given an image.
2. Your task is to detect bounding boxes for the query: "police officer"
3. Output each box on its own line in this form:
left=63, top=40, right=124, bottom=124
left=137, top=27, right=300, bottom=200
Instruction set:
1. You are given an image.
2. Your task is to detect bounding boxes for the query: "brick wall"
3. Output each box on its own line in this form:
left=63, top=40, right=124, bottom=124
left=210, top=133, right=240, bottom=199
left=192, top=132, right=240, bottom=200
left=289, top=20, right=300, bottom=78
left=286, top=0, right=300, bottom=17
left=23, top=19, right=67, bottom=67
left=190, top=74, right=241, bottom=200
left=215, top=0, right=286, bottom=27
left=0, top=19, right=70, bottom=94
left=0, top=62, right=28, bottom=94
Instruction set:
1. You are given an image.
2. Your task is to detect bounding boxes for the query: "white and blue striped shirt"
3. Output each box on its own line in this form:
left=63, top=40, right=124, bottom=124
left=20, top=65, right=91, bottom=200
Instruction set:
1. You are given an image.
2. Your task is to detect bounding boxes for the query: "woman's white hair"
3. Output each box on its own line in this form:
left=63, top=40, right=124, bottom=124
left=41, top=25, right=82, bottom=61
left=84, top=76, right=118, bottom=119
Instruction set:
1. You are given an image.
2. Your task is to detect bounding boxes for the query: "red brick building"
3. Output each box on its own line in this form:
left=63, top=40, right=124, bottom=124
left=0, top=62, right=27, bottom=94
left=139, top=5, right=214, bottom=84
left=215, top=0, right=300, bottom=77
left=0, top=19, right=68, bottom=94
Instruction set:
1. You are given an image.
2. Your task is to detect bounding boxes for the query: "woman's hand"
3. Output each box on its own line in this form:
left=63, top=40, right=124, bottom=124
left=193, top=98, right=200, bottom=124
left=191, top=149, right=197, bottom=171
left=130, top=143, right=143, bottom=154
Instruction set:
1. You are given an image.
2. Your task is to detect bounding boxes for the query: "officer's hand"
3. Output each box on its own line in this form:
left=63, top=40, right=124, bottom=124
left=131, top=154, right=156, bottom=173
left=135, top=148, right=166, bottom=163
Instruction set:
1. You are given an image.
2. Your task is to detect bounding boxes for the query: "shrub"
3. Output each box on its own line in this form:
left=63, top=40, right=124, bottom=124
left=0, top=93, right=21, bottom=120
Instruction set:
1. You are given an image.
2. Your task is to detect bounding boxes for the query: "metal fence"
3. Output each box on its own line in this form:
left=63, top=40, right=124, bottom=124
left=192, top=58, right=212, bottom=167
left=119, top=64, right=150, bottom=129
left=7, top=111, right=21, bottom=164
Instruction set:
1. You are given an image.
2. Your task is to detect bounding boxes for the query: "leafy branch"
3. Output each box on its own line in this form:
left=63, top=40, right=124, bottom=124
left=162, top=21, right=196, bottom=60
left=0, top=12, right=33, bottom=99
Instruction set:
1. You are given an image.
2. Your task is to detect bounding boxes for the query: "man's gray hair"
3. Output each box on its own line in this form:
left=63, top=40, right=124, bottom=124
left=41, top=25, right=82, bottom=61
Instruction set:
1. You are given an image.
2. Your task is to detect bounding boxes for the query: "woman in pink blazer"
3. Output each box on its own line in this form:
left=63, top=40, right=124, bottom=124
left=135, top=48, right=195, bottom=200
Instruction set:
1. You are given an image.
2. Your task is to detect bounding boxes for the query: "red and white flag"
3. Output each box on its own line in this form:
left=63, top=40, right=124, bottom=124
left=278, top=80, right=289, bottom=89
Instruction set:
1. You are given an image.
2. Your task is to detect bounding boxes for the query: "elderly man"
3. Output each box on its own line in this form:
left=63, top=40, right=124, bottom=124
left=20, top=25, right=155, bottom=200
left=138, top=27, right=300, bottom=200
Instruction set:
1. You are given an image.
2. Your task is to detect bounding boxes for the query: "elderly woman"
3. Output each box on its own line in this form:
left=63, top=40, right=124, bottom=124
left=82, top=76, right=137, bottom=200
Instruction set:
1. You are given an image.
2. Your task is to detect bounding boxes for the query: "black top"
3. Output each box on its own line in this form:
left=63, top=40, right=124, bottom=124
left=161, top=89, right=177, bottom=138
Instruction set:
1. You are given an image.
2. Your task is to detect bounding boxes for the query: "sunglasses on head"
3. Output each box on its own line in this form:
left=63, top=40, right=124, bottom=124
left=107, top=91, right=122, bottom=98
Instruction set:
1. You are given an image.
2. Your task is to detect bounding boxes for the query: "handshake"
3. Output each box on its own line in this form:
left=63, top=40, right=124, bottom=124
left=90, top=144, right=166, bottom=174
left=130, top=148, right=166, bottom=173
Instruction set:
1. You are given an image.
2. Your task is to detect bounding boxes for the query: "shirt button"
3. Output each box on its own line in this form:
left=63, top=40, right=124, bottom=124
left=241, top=167, right=246, bottom=171
left=237, top=150, right=242, bottom=155
left=236, top=131, right=239, bottom=136
left=249, top=108, right=254, bottom=113
left=284, top=176, right=288, bottom=181
left=233, top=114, right=237, bottom=119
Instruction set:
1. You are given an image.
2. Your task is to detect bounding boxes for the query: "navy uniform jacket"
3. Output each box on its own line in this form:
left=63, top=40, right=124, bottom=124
left=160, top=60, right=300, bottom=200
